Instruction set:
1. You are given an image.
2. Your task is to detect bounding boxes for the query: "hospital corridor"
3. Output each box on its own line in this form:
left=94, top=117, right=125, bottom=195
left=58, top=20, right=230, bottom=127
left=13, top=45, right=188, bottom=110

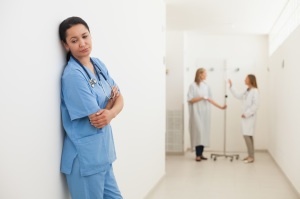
left=146, top=152, right=300, bottom=199
left=1, top=0, right=300, bottom=199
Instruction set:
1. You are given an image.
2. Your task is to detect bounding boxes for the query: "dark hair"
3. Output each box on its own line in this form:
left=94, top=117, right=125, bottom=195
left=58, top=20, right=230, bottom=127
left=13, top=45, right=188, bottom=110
left=59, top=16, right=90, bottom=61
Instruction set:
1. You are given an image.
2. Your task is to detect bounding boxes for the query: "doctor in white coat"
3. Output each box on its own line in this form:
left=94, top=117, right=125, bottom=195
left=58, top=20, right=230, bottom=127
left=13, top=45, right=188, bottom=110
left=188, top=68, right=227, bottom=162
left=229, top=74, right=259, bottom=163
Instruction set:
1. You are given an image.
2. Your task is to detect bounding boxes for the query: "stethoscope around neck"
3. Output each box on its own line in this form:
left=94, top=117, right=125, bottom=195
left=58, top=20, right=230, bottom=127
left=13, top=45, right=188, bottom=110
left=71, top=55, right=113, bottom=99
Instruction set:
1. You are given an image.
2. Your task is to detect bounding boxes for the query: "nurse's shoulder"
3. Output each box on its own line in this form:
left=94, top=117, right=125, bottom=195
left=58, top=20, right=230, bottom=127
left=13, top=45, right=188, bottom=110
left=62, top=57, right=86, bottom=81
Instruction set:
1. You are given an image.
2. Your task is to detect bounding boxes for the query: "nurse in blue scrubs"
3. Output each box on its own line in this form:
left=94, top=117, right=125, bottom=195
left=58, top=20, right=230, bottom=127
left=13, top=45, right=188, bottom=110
left=59, top=16, right=124, bottom=199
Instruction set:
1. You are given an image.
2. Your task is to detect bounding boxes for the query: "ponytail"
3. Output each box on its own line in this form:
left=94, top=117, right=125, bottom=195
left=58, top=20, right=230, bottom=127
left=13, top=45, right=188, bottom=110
left=66, top=51, right=71, bottom=62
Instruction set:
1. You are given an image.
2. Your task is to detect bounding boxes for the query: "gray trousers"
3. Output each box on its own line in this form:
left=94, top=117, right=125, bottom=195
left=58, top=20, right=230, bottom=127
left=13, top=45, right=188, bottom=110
left=244, top=136, right=254, bottom=158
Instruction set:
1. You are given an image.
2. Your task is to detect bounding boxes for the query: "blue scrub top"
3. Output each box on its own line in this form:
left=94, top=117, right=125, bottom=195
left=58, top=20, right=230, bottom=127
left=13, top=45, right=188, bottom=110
left=60, top=56, right=118, bottom=176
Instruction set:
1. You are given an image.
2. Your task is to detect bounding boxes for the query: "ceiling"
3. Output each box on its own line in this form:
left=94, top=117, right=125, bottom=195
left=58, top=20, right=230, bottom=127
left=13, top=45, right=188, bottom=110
left=166, top=0, right=288, bottom=34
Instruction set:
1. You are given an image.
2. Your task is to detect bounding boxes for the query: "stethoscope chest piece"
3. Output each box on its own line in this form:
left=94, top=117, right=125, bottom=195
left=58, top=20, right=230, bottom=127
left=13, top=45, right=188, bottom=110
left=89, top=78, right=97, bottom=88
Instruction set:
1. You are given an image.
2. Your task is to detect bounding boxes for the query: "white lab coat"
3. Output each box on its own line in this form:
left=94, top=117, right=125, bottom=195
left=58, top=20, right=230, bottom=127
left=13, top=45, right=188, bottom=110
left=187, top=82, right=212, bottom=148
left=230, top=87, right=259, bottom=136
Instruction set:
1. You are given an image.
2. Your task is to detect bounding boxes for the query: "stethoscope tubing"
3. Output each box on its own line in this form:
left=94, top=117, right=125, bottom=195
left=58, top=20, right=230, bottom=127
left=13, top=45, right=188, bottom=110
left=70, top=55, right=113, bottom=99
left=71, top=55, right=107, bottom=82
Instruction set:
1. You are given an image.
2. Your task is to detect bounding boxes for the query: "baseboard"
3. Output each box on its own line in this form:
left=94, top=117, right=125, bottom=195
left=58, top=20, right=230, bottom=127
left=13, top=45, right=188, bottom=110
left=185, top=147, right=268, bottom=153
left=166, top=151, right=184, bottom=155
left=267, top=150, right=300, bottom=197
left=143, top=174, right=165, bottom=199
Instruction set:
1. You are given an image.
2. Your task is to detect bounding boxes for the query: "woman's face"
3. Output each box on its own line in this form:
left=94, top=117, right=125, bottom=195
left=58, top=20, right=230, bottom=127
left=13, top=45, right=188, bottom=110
left=245, top=76, right=250, bottom=86
left=199, top=71, right=207, bottom=80
left=63, top=24, right=92, bottom=60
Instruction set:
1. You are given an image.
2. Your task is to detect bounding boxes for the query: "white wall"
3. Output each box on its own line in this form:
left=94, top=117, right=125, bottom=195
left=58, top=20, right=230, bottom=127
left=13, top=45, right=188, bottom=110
left=165, top=31, right=269, bottom=152
left=166, top=31, right=184, bottom=111
left=0, top=1, right=165, bottom=199
left=268, top=25, right=300, bottom=194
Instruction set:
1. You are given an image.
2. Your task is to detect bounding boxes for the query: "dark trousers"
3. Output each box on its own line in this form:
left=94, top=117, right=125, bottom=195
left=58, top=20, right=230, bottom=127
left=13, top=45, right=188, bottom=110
left=195, top=145, right=204, bottom=157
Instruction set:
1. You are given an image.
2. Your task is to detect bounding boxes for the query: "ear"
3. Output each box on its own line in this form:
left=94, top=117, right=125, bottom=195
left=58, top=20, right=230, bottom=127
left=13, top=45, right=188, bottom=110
left=62, top=41, right=69, bottom=52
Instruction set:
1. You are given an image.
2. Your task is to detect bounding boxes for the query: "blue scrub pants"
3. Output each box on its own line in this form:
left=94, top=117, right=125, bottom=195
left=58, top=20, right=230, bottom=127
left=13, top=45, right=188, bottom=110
left=66, top=157, right=123, bottom=199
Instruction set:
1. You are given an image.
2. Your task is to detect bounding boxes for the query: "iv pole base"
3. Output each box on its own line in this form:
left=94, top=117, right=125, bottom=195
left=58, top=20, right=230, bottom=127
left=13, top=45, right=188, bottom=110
left=210, top=153, right=240, bottom=162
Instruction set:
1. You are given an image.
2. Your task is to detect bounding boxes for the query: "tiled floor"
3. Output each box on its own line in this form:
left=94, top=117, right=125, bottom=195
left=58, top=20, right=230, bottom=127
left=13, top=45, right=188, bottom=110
left=146, top=152, right=300, bottom=199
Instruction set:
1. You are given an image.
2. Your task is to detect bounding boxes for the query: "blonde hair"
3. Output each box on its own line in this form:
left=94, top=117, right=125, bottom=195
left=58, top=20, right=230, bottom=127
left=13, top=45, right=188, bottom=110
left=194, top=68, right=206, bottom=83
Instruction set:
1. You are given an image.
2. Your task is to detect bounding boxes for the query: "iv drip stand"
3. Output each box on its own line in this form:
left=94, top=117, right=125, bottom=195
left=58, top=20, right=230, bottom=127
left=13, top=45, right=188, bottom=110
left=210, top=62, right=239, bottom=162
